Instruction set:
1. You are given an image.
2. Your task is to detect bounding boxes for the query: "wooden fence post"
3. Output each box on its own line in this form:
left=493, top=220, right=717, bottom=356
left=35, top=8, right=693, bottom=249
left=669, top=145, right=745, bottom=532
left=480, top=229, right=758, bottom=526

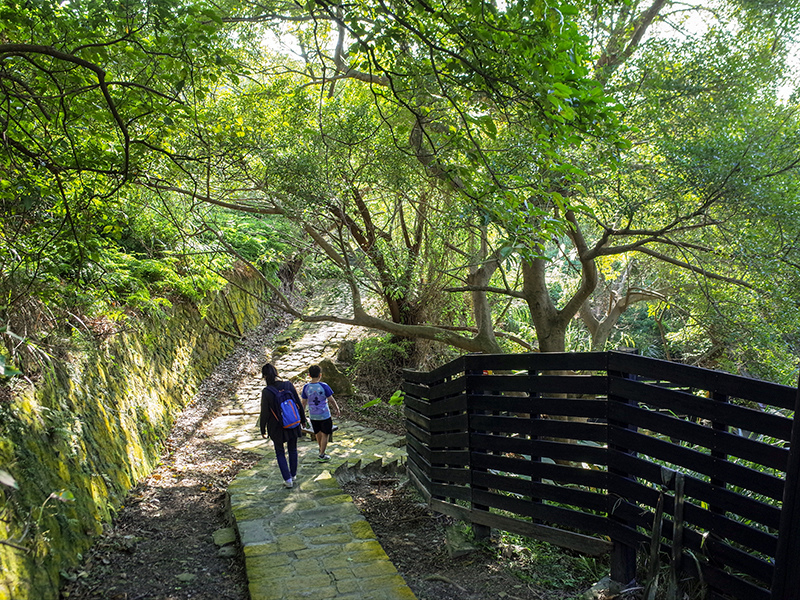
left=770, top=375, right=800, bottom=600
left=608, top=352, right=638, bottom=585
left=466, top=356, right=492, bottom=541
left=710, top=391, right=729, bottom=515
left=529, top=367, right=542, bottom=520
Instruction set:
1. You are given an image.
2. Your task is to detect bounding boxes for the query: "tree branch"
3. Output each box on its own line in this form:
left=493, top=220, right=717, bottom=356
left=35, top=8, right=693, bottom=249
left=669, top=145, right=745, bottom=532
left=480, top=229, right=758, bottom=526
left=444, top=285, right=526, bottom=299
left=633, top=247, right=757, bottom=289
left=0, top=43, right=132, bottom=179
left=139, top=180, right=284, bottom=214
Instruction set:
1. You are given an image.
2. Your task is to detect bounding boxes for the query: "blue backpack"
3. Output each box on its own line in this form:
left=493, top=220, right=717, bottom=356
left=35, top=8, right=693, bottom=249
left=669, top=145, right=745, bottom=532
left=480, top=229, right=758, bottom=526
left=269, top=384, right=301, bottom=429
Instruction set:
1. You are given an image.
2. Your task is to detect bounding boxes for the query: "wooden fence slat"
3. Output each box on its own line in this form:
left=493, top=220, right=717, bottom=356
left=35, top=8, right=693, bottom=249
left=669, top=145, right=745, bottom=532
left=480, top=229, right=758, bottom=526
left=427, top=451, right=469, bottom=467
left=429, top=500, right=613, bottom=555
left=472, top=470, right=608, bottom=513
left=467, top=374, right=607, bottom=395
left=407, top=459, right=430, bottom=490
left=471, top=488, right=610, bottom=535
left=607, top=352, right=795, bottom=410
left=608, top=400, right=790, bottom=470
left=471, top=452, right=608, bottom=488
left=710, top=391, right=729, bottom=516
left=469, top=415, right=607, bottom=441
left=424, top=375, right=468, bottom=401
left=699, top=568, right=771, bottom=600
left=407, top=435, right=470, bottom=467
left=700, top=533, right=775, bottom=586
left=527, top=375, right=607, bottom=395
left=406, top=435, right=432, bottom=464
left=403, top=375, right=467, bottom=402
left=612, top=500, right=775, bottom=585
left=401, top=381, right=433, bottom=400
left=469, top=414, right=534, bottom=435
left=470, top=433, right=608, bottom=464
left=525, top=396, right=608, bottom=418
left=403, top=395, right=429, bottom=415
left=429, top=481, right=471, bottom=501
left=611, top=476, right=778, bottom=556
left=428, top=466, right=471, bottom=486
left=428, top=431, right=470, bottom=448
left=604, top=518, right=648, bottom=550
left=404, top=408, right=431, bottom=433
left=771, top=380, right=800, bottom=600
left=405, top=419, right=432, bottom=447
left=402, top=370, right=442, bottom=385
left=465, top=351, right=609, bottom=372
left=610, top=426, right=786, bottom=500
left=609, top=452, right=782, bottom=529
left=606, top=356, right=637, bottom=585
left=405, top=394, right=466, bottom=416
left=469, top=395, right=608, bottom=419
left=681, top=500, right=777, bottom=557
left=402, top=356, right=465, bottom=384
left=610, top=377, right=793, bottom=441
left=426, top=413, right=469, bottom=433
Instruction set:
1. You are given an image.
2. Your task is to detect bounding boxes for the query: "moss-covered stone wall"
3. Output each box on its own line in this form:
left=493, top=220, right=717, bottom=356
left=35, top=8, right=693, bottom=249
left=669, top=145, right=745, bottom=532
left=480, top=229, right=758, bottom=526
left=0, top=271, right=269, bottom=600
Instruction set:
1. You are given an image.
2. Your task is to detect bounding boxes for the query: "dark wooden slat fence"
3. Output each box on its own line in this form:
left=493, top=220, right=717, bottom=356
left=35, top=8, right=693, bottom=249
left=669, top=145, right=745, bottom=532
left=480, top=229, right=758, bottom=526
left=402, top=351, right=800, bottom=600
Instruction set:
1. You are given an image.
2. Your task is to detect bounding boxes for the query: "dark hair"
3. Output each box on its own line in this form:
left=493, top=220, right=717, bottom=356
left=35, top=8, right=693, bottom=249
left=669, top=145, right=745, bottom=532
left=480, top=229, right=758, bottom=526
left=262, top=363, right=278, bottom=386
left=308, top=364, right=321, bottom=378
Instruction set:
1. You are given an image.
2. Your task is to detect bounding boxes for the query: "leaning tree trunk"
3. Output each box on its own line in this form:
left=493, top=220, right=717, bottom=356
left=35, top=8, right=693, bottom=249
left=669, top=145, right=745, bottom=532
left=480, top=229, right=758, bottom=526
left=465, top=229, right=503, bottom=354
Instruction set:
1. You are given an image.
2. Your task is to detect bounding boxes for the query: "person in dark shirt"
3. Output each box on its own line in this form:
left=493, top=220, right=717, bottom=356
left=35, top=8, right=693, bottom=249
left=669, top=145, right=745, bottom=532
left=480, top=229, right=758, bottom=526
left=259, top=363, right=306, bottom=488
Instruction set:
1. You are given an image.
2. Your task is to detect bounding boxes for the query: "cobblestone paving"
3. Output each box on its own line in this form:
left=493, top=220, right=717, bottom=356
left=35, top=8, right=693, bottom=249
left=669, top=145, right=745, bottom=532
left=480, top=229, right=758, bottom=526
left=205, top=287, right=416, bottom=600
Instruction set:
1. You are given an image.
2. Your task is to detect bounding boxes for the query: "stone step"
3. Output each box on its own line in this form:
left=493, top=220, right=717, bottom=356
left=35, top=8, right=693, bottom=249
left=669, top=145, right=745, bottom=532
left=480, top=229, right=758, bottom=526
left=205, top=288, right=417, bottom=600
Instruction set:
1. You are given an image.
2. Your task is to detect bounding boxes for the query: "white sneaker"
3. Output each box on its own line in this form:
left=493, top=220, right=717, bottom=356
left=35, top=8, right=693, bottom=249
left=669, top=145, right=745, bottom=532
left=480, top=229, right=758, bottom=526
left=283, top=479, right=293, bottom=488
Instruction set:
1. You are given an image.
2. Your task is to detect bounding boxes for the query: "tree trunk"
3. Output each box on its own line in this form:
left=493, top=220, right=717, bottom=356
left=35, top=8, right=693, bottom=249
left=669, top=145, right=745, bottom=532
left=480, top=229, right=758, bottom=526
left=521, top=212, right=598, bottom=353
left=466, top=238, right=503, bottom=354
left=521, top=257, right=569, bottom=352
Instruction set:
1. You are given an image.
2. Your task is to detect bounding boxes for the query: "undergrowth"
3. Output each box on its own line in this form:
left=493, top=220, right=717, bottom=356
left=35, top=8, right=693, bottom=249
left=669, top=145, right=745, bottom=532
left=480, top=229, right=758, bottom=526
left=488, top=530, right=609, bottom=595
left=348, top=334, right=415, bottom=402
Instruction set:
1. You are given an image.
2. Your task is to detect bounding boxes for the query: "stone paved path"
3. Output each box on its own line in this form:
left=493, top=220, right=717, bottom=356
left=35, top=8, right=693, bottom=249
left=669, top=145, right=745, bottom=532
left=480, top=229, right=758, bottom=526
left=204, top=287, right=416, bottom=600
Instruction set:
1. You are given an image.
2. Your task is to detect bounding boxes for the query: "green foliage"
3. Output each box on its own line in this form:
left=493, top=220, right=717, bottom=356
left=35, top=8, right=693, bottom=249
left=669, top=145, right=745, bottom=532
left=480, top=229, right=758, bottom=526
left=350, top=335, right=415, bottom=401
left=340, top=0, right=625, bottom=189
left=0, top=271, right=268, bottom=599
left=1, top=0, right=798, bottom=378
left=492, top=531, right=609, bottom=592
left=0, top=0, right=284, bottom=375
left=502, top=304, right=540, bottom=349
left=361, top=389, right=405, bottom=409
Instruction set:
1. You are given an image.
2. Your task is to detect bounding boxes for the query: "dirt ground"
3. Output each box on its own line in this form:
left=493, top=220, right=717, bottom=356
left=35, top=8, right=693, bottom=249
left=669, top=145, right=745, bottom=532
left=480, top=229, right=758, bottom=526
left=59, top=320, right=596, bottom=600
left=342, top=474, right=578, bottom=600
left=60, top=444, right=571, bottom=600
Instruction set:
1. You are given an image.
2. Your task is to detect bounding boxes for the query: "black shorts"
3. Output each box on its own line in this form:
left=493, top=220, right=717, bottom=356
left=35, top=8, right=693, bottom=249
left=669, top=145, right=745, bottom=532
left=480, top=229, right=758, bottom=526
left=311, top=418, right=333, bottom=435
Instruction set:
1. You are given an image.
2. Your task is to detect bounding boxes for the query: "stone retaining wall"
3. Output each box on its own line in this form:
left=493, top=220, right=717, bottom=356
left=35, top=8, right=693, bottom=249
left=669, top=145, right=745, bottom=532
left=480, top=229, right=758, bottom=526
left=0, top=270, right=270, bottom=600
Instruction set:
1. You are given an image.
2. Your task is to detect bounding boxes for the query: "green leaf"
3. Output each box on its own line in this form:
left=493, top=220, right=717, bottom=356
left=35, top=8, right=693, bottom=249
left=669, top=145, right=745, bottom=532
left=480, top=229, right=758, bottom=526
left=0, top=355, right=22, bottom=378
left=51, top=489, right=76, bottom=503
left=553, top=83, right=573, bottom=96
left=201, top=8, right=223, bottom=25
left=388, top=390, right=405, bottom=406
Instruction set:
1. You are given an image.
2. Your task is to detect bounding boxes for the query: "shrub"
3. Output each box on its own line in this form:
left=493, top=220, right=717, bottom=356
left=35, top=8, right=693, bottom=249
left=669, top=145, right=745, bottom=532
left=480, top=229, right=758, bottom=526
left=349, top=335, right=414, bottom=401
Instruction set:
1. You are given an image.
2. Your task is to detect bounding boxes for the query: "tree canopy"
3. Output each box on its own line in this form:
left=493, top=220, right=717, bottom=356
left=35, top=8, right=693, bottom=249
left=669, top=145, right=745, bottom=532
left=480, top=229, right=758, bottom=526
left=2, top=0, right=799, bottom=382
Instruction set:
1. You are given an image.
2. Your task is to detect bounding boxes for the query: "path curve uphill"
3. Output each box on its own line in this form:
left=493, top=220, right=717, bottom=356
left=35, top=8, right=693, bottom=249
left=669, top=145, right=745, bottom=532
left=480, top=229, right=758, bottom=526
left=205, top=287, right=417, bottom=600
